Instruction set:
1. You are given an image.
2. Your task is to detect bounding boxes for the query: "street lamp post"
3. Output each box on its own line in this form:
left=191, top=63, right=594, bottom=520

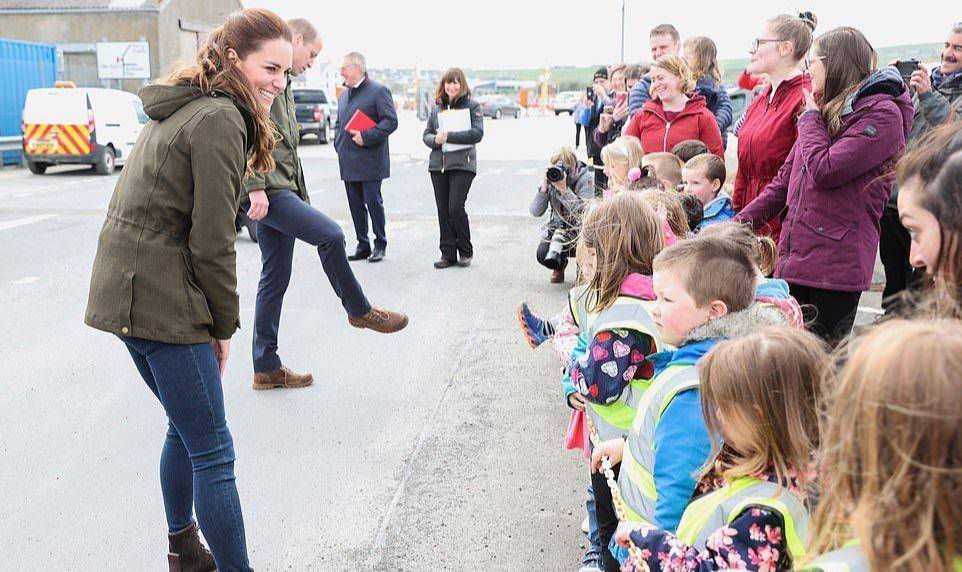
left=620, top=0, right=626, bottom=62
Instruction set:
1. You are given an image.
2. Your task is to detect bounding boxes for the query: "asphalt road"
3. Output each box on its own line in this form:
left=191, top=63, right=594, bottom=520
left=0, top=113, right=882, bottom=571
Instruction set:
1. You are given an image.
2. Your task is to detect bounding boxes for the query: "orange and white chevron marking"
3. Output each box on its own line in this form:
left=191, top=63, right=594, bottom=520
left=23, top=123, right=92, bottom=156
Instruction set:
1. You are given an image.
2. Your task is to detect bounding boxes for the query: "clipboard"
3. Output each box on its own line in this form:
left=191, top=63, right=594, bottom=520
left=438, top=108, right=472, bottom=152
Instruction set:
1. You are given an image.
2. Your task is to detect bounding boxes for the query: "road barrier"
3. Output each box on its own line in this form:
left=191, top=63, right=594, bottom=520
left=0, top=136, right=23, bottom=169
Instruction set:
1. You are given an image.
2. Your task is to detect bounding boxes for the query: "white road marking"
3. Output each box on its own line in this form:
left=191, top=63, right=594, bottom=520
left=516, top=168, right=537, bottom=176
left=485, top=168, right=504, bottom=175
left=12, top=276, right=40, bottom=285
left=0, top=214, right=56, bottom=232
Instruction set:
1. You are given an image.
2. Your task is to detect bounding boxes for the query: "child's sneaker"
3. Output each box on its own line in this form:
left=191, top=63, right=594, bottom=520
left=578, top=550, right=602, bottom=572
left=516, top=303, right=551, bottom=348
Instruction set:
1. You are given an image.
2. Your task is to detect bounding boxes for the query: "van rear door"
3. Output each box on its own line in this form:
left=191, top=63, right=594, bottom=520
left=22, top=89, right=92, bottom=158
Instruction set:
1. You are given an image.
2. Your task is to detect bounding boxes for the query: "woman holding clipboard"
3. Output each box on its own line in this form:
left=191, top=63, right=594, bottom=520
left=422, top=67, right=484, bottom=268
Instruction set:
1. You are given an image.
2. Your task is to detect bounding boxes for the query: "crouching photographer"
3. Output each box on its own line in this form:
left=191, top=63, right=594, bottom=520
left=529, top=147, right=595, bottom=283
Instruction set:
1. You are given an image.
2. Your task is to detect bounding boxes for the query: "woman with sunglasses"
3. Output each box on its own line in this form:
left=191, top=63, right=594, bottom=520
left=731, top=13, right=817, bottom=242
left=737, top=26, right=913, bottom=345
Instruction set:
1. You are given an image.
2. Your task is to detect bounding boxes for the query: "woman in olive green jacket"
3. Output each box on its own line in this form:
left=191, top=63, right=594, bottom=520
left=84, top=9, right=291, bottom=571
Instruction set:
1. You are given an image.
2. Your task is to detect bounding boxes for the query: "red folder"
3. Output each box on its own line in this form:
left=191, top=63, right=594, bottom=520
left=344, top=109, right=376, bottom=132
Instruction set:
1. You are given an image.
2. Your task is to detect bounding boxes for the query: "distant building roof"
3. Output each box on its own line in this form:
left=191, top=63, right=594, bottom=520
left=0, top=0, right=162, bottom=11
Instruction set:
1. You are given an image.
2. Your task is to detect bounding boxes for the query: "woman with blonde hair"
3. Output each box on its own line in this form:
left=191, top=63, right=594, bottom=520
left=802, top=319, right=962, bottom=572
left=84, top=8, right=292, bottom=570
left=624, top=54, right=724, bottom=156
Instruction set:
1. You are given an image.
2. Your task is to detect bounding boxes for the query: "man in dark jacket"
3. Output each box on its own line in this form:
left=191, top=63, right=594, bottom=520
left=627, top=24, right=681, bottom=118
left=243, top=21, right=408, bottom=390
left=334, top=51, right=398, bottom=262
left=880, top=23, right=962, bottom=307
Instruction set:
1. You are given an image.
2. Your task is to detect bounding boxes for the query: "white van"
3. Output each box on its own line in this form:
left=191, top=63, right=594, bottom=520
left=21, top=83, right=147, bottom=175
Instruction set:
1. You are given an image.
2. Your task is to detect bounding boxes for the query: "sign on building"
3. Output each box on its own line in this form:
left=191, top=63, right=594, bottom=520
left=96, top=42, right=150, bottom=79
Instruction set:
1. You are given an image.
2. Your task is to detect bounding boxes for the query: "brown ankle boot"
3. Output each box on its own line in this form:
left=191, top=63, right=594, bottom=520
left=252, top=365, right=314, bottom=391
left=550, top=266, right=565, bottom=284
left=348, top=307, right=409, bottom=333
left=168, top=523, right=216, bottom=572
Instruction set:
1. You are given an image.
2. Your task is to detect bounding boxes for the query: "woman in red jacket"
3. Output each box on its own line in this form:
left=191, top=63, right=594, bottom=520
left=624, top=54, right=724, bottom=157
left=732, top=13, right=817, bottom=240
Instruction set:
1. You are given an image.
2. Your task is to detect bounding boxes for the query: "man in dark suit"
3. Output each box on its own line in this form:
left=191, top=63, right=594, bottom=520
left=334, top=51, right=398, bottom=262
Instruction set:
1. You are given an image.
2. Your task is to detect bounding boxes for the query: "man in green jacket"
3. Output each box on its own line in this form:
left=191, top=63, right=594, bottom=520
left=243, top=19, right=408, bottom=391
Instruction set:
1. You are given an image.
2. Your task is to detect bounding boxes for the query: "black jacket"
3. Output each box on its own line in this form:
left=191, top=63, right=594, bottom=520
left=422, top=97, right=484, bottom=173
left=334, top=77, right=398, bottom=182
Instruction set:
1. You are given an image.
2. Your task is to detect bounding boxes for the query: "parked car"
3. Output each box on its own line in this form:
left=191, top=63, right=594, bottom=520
left=292, top=87, right=335, bottom=144
left=727, top=87, right=755, bottom=133
left=21, top=82, right=146, bottom=175
left=478, top=95, right=521, bottom=119
left=553, top=91, right=582, bottom=115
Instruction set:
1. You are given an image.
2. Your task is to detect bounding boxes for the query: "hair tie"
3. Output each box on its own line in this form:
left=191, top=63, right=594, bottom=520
left=627, top=167, right=642, bottom=182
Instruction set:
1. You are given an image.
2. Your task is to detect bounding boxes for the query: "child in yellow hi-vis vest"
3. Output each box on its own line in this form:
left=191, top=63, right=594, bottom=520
left=614, top=326, right=827, bottom=571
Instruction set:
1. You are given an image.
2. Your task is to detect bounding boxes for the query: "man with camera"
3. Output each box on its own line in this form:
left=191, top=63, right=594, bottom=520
left=881, top=23, right=962, bottom=306
left=529, top=148, right=595, bottom=283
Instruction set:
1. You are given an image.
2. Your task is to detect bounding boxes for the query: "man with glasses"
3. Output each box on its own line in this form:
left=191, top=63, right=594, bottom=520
left=334, top=51, right=398, bottom=263
left=880, top=23, right=962, bottom=308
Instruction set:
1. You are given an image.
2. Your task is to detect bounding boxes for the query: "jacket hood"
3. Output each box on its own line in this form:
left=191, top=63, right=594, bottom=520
left=140, top=84, right=258, bottom=154
left=644, top=93, right=709, bottom=116
left=140, top=84, right=208, bottom=121
left=703, top=194, right=733, bottom=218
left=754, top=278, right=791, bottom=300
left=620, top=273, right=655, bottom=300
left=841, top=67, right=913, bottom=139
left=648, top=302, right=790, bottom=370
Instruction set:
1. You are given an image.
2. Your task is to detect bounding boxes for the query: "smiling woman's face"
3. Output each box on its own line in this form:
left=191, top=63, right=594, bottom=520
left=232, top=37, right=292, bottom=110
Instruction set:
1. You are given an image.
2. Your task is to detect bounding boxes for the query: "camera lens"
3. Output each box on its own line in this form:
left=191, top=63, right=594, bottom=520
left=546, top=166, right=563, bottom=183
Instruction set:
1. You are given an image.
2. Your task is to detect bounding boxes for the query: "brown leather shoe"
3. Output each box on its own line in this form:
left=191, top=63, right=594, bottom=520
left=252, top=365, right=314, bottom=391
left=348, top=307, right=409, bottom=333
left=551, top=267, right=565, bottom=283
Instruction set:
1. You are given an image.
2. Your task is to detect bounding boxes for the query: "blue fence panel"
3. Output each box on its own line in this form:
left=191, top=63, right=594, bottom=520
left=0, top=38, right=58, bottom=165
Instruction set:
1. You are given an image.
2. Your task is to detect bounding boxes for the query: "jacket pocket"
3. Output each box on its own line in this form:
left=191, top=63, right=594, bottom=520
left=181, top=249, right=213, bottom=327
left=798, top=212, right=850, bottom=241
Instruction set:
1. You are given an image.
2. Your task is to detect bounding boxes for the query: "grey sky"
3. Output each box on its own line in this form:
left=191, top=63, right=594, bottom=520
left=244, top=0, right=952, bottom=69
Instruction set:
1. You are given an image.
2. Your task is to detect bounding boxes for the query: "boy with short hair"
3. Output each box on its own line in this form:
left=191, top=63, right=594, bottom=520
left=590, top=237, right=788, bottom=569
left=641, top=152, right=683, bottom=191
left=682, top=153, right=734, bottom=232
left=671, top=139, right=710, bottom=163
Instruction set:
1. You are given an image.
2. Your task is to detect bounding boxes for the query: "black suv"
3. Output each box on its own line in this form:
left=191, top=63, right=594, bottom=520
left=292, top=88, right=336, bottom=144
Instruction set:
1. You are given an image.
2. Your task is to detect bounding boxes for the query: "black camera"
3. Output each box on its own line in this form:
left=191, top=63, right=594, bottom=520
left=895, top=59, right=921, bottom=86
left=546, top=163, right=566, bottom=183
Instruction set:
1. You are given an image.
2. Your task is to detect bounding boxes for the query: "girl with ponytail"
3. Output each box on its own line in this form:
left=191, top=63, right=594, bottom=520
left=85, top=8, right=292, bottom=571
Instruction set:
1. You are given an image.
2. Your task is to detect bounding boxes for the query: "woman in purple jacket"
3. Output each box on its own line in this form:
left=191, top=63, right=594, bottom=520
left=737, top=27, right=913, bottom=344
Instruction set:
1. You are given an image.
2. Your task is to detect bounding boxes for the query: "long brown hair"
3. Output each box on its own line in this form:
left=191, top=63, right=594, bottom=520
left=698, top=327, right=827, bottom=488
left=813, top=27, right=876, bottom=136
left=683, top=36, right=722, bottom=85
left=809, top=319, right=962, bottom=572
left=896, top=122, right=962, bottom=318
left=166, top=8, right=291, bottom=174
left=435, top=67, right=471, bottom=106
left=579, top=193, right=663, bottom=312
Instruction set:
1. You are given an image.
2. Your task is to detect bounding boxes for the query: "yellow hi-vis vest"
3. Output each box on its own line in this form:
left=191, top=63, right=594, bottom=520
left=569, top=285, right=660, bottom=444
left=618, top=364, right=700, bottom=523
left=675, top=476, right=810, bottom=563
left=802, top=541, right=962, bottom=572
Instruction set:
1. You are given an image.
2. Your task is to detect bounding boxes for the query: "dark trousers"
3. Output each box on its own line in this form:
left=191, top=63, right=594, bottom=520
left=879, top=204, right=914, bottom=308
left=121, top=336, right=251, bottom=572
left=430, top=170, right=475, bottom=260
left=536, top=227, right=575, bottom=271
left=247, top=190, right=371, bottom=373
left=590, top=463, right=622, bottom=572
left=789, top=283, right=861, bottom=346
left=593, top=166, right=608, bottom=199
left=575, top=123, right=583, bottom=148
left=344, top=179, right=387, bottom=252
